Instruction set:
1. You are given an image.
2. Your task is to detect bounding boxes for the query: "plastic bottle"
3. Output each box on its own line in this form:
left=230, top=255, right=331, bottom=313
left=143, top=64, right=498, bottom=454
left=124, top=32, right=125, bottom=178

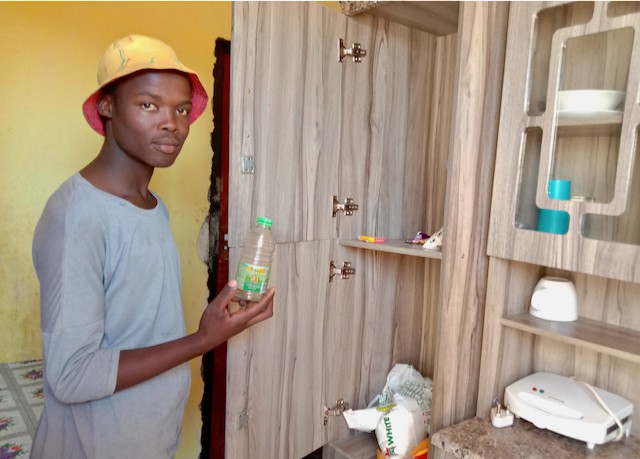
left=234, top=216, right=275, bottom=301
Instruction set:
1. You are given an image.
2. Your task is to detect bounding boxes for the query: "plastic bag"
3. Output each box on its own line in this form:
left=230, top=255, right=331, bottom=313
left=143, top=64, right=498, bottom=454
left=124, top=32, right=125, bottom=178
left=343, top=364, right=432, bottom=458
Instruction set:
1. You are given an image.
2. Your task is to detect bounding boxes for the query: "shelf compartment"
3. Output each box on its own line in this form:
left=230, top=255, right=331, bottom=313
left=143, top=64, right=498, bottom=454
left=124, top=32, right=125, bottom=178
left=556, top=113, right=623, bottom=137
left=339, top=239, right=442, bottom=259
left=501, top=313, right=640, bottom=364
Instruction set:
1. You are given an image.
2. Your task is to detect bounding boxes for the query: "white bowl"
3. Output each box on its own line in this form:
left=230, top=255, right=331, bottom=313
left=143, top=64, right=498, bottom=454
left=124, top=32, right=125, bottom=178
left=557, top=90, right=625, bottom=112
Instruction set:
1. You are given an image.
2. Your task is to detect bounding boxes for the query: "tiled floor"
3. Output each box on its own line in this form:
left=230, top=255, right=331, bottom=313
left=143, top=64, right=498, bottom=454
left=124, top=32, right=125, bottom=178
left=0, top=360, right=44, bottom=458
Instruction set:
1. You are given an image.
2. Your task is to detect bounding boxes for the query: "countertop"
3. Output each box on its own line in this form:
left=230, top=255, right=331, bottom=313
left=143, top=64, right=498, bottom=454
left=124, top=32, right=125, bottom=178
left=431, top=416, right=640, bottom=459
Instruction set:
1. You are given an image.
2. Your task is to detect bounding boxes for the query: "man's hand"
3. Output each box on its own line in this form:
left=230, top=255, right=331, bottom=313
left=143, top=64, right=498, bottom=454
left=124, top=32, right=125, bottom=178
left=196, top=279, right=275, bottom=351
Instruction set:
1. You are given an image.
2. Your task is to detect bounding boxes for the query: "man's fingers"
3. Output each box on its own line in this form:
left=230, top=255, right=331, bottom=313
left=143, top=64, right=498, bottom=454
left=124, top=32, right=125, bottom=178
left=243, top=289, right=275, bottom=325
left=217, top=279, right=238, bottom=304
left=232, top=288, right=275, bottom=324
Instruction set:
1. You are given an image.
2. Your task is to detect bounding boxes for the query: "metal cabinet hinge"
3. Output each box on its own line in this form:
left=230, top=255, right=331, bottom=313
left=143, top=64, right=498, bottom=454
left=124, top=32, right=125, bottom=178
left=323, top=398, right=349, bottom=425
left=339, top=38, right=367, bottom=63
left=240, top=156, right=254, bottom=174
left=333, top=196, right=359, bottom=217
left=236, top=410, right=249, bottom=430
left=329, top=261, right=356, bottom=282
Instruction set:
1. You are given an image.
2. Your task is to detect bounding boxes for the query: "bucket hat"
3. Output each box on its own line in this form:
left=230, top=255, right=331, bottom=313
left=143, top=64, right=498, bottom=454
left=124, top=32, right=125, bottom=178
left=82, top=34, right=208, bottom=136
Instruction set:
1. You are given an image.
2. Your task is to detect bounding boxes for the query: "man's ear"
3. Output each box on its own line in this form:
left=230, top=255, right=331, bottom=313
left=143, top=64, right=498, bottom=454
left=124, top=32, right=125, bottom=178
left=97, top=93, right=113, bottom=119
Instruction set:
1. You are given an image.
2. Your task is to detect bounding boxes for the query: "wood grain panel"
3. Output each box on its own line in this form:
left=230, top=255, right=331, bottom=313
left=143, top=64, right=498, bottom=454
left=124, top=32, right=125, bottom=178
left=226, top=241, right=335, bottom=457
left=477, top=258, right=542, bottom=413
left=229, top=2, right=345, bottom=247
left=419, top=258, right=441, bottom=379
left=430, top=1, right=509, bottom=433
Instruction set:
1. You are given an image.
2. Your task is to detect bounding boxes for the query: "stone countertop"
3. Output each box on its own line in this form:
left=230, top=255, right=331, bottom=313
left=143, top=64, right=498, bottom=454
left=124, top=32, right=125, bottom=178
left=431, top=416, right=640, bottom=459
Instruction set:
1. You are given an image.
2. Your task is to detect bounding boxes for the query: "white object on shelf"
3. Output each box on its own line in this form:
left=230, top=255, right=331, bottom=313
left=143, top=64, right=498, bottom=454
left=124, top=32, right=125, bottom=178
left=557, top=108, right=623, bottom=119
left=505, top=372, right=633, bottom=449
left=557, top=89, right=625, bottom=112
left=422, top=227, right=443, bottom=250
left=529, top=276, right=578, bottom=322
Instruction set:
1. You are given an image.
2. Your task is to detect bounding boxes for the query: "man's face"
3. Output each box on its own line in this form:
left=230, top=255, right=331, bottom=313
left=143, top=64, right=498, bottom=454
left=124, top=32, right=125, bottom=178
left=101, top=70, right=193, bottom=168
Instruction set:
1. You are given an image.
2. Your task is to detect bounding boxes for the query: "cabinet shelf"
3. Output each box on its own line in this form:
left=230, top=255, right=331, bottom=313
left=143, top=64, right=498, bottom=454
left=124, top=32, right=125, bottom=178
left=339, top=239, right=442, bottom=259
left=556, top=112, right=622, bottom=137
left=501, top=313, right=640, bottom=364
left=340, top=1, right=459, bottom=36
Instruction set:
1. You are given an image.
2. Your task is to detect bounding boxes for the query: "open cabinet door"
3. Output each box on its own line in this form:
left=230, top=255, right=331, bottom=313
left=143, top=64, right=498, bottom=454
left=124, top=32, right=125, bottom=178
left=227, top=2, right=456, bottom=457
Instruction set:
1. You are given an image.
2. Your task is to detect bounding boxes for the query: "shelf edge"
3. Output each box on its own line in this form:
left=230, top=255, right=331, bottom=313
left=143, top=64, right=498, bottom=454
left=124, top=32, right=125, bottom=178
left=338, top=239, right=443, bottom=259
left=501, top=313, right=640, bottom=364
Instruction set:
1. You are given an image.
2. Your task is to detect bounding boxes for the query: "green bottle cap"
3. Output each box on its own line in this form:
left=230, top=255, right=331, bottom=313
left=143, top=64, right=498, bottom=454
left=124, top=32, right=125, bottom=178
left=257, top=216, right=273, bottom=227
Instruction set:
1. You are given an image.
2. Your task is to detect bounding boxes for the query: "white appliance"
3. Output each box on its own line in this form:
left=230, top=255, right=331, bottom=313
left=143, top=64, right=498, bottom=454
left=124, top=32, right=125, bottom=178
left=529, top=276, right=578, bottom=322
left=504, top=372, right=633, bottom=449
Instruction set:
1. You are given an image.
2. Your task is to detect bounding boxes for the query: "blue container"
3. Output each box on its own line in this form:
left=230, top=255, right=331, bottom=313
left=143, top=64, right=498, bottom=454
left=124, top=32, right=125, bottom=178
left=547, top=179, right=571, bottom=200
left=537, top=180, right=570, bottom=234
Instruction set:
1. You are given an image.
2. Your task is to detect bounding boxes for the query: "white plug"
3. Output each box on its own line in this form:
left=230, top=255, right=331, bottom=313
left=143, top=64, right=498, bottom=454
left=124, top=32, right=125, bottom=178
left=491, top=402, right=514, bottom=428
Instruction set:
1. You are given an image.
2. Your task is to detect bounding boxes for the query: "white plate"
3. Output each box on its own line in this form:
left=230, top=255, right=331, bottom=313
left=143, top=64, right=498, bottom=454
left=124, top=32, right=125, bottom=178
left=557, top=109, right=623, bottom=119
left=558, top=89, right=625, bottom=111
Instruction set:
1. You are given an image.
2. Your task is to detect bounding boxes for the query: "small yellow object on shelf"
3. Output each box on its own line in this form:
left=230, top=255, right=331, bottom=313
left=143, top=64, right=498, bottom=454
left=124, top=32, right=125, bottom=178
left=359, top=235, right=385, bottom=243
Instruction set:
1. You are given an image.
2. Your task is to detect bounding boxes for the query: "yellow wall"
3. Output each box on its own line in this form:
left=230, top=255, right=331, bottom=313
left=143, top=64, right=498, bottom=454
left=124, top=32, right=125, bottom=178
left=0, top=2, right=231, bottom=457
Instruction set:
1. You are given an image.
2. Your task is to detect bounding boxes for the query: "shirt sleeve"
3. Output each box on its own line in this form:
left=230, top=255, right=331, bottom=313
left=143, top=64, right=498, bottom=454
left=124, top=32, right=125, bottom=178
left=33, top=184, right=119, bottom=404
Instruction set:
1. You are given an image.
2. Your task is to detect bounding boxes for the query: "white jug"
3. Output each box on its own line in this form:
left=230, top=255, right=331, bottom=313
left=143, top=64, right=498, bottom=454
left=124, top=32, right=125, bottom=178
left=529, top=276, right=578, bottom=322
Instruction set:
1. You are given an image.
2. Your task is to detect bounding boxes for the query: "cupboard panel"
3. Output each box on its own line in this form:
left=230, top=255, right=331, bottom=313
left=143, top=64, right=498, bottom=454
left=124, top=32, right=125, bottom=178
left=336, top=16, right=453, bottom=242
left=229, top=2, right=345, bottom=246
left=225, top=240, right=432, bottom=457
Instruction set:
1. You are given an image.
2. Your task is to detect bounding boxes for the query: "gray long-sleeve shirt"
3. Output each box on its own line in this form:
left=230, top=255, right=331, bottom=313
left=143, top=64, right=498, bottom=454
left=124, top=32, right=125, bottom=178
left=31, top=173, right=190, bottom=459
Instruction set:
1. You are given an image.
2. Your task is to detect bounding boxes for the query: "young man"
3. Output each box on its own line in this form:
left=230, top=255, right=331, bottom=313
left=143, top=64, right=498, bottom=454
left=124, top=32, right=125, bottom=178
left=31, top=35, right=275, bottom=458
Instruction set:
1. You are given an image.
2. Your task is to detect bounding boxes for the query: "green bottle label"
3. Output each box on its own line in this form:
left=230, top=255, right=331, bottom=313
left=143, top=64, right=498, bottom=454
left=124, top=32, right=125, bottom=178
left=236, top=262, right=271, bottom=294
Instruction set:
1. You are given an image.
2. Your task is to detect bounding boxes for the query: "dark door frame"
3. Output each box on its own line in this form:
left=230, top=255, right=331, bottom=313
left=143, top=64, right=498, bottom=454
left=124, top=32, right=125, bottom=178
left=200, top=37, right=231, bottom=459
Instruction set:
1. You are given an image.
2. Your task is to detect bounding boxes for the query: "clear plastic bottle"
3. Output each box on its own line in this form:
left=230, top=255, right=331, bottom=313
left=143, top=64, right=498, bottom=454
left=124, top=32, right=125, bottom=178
left=234, top=217, right=275, bottom=301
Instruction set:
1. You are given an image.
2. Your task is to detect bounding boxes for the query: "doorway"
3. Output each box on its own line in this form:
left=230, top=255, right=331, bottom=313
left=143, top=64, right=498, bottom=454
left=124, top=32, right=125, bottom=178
left=200, top=37, right=231, bottom=459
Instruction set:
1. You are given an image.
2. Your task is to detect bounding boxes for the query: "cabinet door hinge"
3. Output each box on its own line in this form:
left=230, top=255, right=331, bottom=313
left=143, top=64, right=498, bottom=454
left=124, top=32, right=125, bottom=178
left=323, top=398, right=349, bottom=425
left=339, top=38, right=367, bottom=63
left=329, top=261, right=356, bottom=282
left=333, top=195, right=359, bottom=217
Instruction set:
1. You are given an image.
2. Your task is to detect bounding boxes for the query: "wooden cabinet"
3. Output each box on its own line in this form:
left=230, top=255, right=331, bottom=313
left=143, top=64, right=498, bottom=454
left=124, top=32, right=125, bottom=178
left=226, top=2, right=507, bottom=458
left=487, top=1, right=640, bottom=283
left=479, top=0, right=640, bottom=451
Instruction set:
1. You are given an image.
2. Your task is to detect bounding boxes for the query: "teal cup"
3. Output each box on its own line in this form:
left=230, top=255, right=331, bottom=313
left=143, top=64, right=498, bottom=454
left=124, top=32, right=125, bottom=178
left=537, top=180, right=570, bottom=234
left=547, top=179, right=571, bottom=200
